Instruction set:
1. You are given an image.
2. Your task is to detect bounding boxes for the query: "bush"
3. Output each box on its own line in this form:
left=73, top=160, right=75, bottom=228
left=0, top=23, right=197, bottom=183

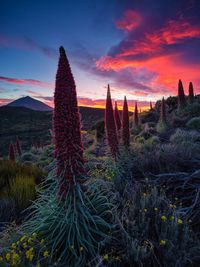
left=7, top=175, right=36, bottom=209
left=103, top=182, right=200, bottom=267
left=186, top=117, right=200, bottom=130
left=156, top=121, right=168, bottom=134
left=19, top=152, right=38, bottom=165
left=170, top=129, right=200, bottom=144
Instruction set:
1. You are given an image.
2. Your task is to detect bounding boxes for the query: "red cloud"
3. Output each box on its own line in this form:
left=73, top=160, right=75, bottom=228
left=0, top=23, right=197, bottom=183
left=116, top=10, right=142, bottom=32
left=0, top=76, right=53, bottom=88
left=96, top=15, right=200, bottom=96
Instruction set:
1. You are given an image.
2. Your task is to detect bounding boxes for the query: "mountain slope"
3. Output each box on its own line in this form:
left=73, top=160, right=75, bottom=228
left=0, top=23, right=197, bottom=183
left=0, top=106, right=105, bottom=156
left=7, top=96, right=53, bottom=111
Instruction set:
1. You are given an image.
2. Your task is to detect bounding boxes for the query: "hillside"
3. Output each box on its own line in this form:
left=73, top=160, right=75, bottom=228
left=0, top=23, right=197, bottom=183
left=0, top=106, right=105, bottom=156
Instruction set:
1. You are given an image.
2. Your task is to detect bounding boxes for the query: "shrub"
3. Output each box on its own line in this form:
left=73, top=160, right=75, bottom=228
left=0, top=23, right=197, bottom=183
left=19, top=152, right=38, bottom=165
left=7, top=175, right=36, bottom=210
left=186, top=117, right=200, bottom=130
left=170, top=129, right=200, bottom=144
left=103, top=182, right=200, bottom=267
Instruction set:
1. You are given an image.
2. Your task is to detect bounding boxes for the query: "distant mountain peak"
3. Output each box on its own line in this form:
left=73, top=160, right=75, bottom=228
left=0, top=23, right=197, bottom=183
left=7, top=96, right=53, bottom=111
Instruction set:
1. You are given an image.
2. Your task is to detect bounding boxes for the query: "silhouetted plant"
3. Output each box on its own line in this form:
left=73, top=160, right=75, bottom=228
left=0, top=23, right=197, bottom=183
left=105, top=85, right=119, bottom=159
left=8, top=143, right=15, bottom=161
left=114, top=101, right=121, bottom=132
left=22, top=47, right=111, bottom=267
left=160, top=97, right=167, bottom=123
left=16, top=137, right=22, bottom=156
left=189, top=82, right=194, bottom=103
left=122, top=96, right=130, bottom=148
left=150, top=101, right=153, bottom=110
left=178, top=79, right=186, bottom=109
left=53, top=46, right=85, bottom=196
left=133, top=101, right=139, bottom=127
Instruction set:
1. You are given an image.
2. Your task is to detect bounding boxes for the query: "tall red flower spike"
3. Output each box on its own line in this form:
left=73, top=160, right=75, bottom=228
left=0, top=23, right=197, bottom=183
left=189, top=82, right=194, bottom=103
left=133, top=102, right=139, bottom=127
left=105, top=85, right=119, bottom=159
left=53, top=46, right=84, bottom=195
left=178, top=79, right=186, bottom=108
left=150, top=101, right=153, bottom=110
left=114, top=101, right=121, bottom=131
left=8, top=143, right=15, bottom=161
left=122, top=96, right=130, bottom=148
left=16, top=137, right=22, bottom=155
left=160, top=97, right=167, bottom=123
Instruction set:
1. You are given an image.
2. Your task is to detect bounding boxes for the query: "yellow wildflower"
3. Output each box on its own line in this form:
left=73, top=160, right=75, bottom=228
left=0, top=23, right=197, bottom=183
left=154, top=208, right=158, bottom=212
left=144, top=208, right=147, bottom=213
left=11, top=253, right=20, bottom=266
left=80, top=246, right=84, bottom=252
left=169, top=204, right=173, bottom=208
left=20, top=236, right=26, bottom=243
left=103, top=254, right=109, bottom=261
left=159, top=240, right=166, bottom=246
left=43, top=250, right=49, bottom=258
left=26, top=248, right=34, bottom=261
left=36, top=262, right=41, bottom=267
left=32, top=232, right=37, bottom=238
left=170, top=216, right=175, bottom=220
left=28, top=237, right=33, bottom=244
left=143, top=193, right=147, bottom=197
left=0, top=256, right=3, bottom=262
left=40, top=239, right=45, bottom=245
left=161, top=215, right=167, bottom=221
left=177, top=219, right=183, bottom=225
left=22, top=243, right=27, bottom=249
left=11, top=243, right=17, bottom=249
left=6, top=253, right=11, bottom=261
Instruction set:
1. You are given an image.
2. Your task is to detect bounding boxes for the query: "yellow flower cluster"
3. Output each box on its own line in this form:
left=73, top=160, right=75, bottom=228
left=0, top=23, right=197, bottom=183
left=0, top=232, right=49, bottom=266
left=159, top=240, right=166, bottom=246
left=161, top=215, right=167, bottom=221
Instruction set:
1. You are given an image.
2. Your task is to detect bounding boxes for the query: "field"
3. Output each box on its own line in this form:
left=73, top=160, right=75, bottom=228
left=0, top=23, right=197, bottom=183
left=0, top=47, right=200, bottom=267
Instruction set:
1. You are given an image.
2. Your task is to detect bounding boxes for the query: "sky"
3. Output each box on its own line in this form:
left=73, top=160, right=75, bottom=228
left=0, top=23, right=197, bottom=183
left=0, top=0, right=200, bottom=110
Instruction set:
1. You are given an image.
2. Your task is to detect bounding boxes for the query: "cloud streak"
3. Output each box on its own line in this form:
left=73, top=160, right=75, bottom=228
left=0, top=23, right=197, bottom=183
left=0, top=35, right=57, bottom=59
left=0, top=76, right=53, bottom=88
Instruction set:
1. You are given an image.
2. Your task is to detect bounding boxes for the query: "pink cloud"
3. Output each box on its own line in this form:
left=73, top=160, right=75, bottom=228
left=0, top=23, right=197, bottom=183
left=116, top=10, right=142, bottom=32
left=0, top=76, right=53, bottom=88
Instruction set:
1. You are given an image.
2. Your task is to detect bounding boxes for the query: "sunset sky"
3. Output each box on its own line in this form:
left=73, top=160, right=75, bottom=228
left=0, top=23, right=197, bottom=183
left=0, top=0, right=200, bottom=110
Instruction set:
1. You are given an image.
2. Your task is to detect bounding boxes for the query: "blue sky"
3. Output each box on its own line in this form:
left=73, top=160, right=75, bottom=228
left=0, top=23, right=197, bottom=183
left=0, top=0, right=200, bottom=109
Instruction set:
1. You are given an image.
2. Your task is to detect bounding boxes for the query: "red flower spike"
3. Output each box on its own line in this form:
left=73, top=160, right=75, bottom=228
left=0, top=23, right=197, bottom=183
left=53, top=46, right=85, bottom=195
left=105, top=85, right=119, bottom=159
left=122, top=96, right=130, bottom=148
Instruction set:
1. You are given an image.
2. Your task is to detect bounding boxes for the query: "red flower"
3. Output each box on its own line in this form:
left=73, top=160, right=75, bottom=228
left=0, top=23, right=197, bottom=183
left=122, top=96, right=130, bottom=148
left=133, top=102, right=139, bottom=127
left=189, top=82, right=194, bottom=103
left=53, top=46, right=85, bottom=194
left=16, top=137, right=22, bottom=155
left=114, top=101, right=121, bottom=131
left=178, top=79, right=186, bottom=108
left=8, top=143, right=15, bottom=161
left=105, top=85, right=119, bottom=159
